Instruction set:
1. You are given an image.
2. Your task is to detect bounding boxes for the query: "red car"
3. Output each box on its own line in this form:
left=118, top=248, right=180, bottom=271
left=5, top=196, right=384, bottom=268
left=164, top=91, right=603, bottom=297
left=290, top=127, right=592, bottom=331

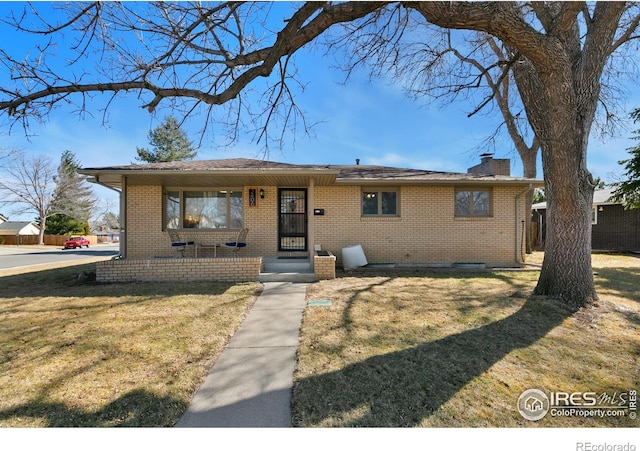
left=64, top=236, right=90, bottom=249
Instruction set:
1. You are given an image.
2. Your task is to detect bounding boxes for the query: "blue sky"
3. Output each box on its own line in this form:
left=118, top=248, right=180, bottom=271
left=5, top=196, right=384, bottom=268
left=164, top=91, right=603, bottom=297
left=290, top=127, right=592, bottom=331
left=1, top=2, right=640, bottom=220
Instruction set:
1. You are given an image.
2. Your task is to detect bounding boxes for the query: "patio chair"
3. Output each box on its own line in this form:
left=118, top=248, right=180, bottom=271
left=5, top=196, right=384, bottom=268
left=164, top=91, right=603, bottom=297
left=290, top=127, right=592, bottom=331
left=168, top=229, right=195, bottom=257
left=224, top=228, right=249, bottom=257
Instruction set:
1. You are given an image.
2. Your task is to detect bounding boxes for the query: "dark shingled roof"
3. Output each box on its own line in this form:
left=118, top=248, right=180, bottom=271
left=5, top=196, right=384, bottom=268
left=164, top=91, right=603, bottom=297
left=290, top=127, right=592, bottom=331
left=82, top=158, right=538, bottom=183
left=82, top=158, right=323, bottom=172
left=0, top=221, right=38, bottom=234
left=0, top=221, right=35, bottom=230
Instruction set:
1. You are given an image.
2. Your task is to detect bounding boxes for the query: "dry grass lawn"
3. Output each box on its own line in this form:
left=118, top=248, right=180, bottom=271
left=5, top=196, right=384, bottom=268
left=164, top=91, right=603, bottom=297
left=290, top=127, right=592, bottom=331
left=292, top=252, right=640, bottom=427
left=0, top=262, right=261, bottom=427
left=1, top=252, right=638, bottom=428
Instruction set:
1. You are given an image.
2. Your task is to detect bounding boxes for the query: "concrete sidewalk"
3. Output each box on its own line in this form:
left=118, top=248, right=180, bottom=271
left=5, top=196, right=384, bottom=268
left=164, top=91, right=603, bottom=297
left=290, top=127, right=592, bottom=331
left=175, top=282, right=308, bottom=427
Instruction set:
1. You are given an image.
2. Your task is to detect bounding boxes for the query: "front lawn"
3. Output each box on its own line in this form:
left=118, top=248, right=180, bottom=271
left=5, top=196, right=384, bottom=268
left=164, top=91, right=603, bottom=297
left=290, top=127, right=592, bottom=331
left=0, top=263, right=261, bottom=427
left=292, top=252, right=640, bottom=427
left=1, top=253, right=637, bottom=428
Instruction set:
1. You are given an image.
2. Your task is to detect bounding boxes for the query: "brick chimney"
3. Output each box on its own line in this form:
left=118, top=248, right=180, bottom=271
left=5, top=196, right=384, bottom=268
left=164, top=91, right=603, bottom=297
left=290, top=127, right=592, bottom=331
left=467, top=153, right=510, bottom=176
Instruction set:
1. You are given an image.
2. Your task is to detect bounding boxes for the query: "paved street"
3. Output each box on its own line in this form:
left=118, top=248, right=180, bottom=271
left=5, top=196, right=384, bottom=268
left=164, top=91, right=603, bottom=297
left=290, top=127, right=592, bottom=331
left=0, top=243, right=120, bottom=271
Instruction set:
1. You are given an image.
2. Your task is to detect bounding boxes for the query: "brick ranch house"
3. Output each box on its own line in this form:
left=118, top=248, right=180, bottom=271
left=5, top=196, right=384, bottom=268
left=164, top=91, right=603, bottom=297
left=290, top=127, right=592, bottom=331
left=79, top=155, right=542, bottom=283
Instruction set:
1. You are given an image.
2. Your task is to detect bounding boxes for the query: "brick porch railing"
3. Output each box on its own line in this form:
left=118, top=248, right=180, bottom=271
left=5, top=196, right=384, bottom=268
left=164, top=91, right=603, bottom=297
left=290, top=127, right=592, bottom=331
left=96, top=257, right=263, bottom=283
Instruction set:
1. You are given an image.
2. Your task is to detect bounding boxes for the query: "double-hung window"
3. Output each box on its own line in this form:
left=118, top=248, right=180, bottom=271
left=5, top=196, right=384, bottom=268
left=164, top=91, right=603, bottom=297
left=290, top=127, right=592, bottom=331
left=362, top=188, right=399, bottom=216
left=455, top=189, right=492, bottom=217
left=164, top=189, right=243, bottom=229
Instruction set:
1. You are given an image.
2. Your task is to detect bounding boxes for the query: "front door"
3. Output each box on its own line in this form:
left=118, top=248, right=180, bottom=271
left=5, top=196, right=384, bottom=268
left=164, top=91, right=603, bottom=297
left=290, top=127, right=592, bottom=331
left=278, top=188, right=307, bottom=251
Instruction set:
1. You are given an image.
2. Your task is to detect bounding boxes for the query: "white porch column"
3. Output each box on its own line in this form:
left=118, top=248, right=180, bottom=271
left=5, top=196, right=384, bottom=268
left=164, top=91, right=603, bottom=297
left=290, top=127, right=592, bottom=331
left=120, top=175, right=127, bottom=258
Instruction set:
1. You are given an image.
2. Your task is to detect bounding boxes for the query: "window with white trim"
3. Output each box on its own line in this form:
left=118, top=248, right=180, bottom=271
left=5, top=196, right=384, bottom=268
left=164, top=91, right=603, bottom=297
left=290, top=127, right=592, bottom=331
left=164, top=189, right=243, bottom=229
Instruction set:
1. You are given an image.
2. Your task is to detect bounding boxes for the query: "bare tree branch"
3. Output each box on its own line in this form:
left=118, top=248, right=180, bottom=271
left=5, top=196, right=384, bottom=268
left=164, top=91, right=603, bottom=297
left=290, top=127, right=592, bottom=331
left=611, top=4, right=640, bottom=52
left=530, top=2, right=554, bottom=32
left=0, top=2, right=388, bottom=147
left=0, top=150, right=58, bottom=244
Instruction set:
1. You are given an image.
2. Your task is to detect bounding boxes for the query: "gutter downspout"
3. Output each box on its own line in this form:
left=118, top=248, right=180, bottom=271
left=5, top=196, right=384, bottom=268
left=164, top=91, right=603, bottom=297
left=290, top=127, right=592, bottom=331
left=516, top=184, right=533, bottom=266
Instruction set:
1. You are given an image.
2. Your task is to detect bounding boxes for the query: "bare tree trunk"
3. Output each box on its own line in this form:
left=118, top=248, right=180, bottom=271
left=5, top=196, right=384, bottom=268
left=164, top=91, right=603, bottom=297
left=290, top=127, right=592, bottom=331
left=38, top=219, right=46, bottom=246
left=534, top=120, right=598, bottom=309
left=507, top=46, right=601, bottom=309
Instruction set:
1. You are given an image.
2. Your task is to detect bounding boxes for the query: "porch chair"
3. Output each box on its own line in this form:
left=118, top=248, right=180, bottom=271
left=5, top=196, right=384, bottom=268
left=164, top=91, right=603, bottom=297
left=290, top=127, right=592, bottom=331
left=168, top=229, right=195, bottom=257
left=224, top=228, right=249, bottom=257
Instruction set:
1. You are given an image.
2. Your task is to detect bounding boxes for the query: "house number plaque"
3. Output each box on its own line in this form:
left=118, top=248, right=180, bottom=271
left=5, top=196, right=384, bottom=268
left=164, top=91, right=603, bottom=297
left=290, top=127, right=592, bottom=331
left=248, top=188, right=257, bottom=207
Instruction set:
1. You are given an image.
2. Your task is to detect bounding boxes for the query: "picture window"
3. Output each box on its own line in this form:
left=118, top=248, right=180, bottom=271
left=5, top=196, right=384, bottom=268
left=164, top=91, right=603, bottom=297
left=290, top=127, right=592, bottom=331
left=164, top=189, right=243, bottom=229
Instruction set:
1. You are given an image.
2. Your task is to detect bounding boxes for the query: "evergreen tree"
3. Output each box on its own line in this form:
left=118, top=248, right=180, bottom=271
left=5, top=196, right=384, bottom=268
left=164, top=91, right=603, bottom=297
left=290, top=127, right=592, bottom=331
left=45, top=213, right=88, bottom=235
left=611, top=108, right=640, bottom=209
left=52, top=150, right=97, bottom=226
left=135, top=116, right=197, bottom=163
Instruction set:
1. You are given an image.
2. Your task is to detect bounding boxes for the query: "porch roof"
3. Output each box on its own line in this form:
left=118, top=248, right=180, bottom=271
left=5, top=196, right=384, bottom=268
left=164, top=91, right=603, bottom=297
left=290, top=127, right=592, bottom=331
left=80, top=158, right=340, bottom=190
left=79, top=157, right=542, bottom=191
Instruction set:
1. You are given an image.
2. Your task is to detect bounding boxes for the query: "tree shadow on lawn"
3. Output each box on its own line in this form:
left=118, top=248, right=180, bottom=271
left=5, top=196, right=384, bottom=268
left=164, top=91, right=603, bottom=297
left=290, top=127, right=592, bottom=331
left=0, top=389, right=187, bottom=427
left=293, top=295, right=573, bottom=427
left=593, top=267, right=640, bottom=306
left=334, top=269, right=536, bottom=339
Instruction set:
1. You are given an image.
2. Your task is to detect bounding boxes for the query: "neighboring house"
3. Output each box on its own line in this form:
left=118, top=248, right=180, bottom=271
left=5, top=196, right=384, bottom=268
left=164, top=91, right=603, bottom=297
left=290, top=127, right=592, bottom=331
left=532, top=188, right=640, bottom=251
left=0, top=214, right=7, bottom=224
left=79, top=155, right=542, bottom=282
left=0, top=221, right=40, bottom=245
left=94, top=229, right=120, bottom=243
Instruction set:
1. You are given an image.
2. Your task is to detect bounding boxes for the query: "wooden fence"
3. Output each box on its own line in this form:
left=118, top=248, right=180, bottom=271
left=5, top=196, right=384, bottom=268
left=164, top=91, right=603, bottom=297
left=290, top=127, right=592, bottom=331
left=0, top=235, right=99, bottom=246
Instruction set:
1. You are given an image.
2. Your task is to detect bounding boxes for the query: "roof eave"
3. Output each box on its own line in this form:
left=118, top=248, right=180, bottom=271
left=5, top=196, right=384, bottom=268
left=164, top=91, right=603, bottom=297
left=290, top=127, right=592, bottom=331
left=336, top=178, right=543, bottom=186
left=78, top=168, right=341, bottom=177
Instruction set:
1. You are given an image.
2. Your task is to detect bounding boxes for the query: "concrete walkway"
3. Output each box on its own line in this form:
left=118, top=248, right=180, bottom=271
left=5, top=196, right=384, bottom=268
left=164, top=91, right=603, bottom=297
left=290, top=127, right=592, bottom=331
left=175, top=282, right=308, bottom=427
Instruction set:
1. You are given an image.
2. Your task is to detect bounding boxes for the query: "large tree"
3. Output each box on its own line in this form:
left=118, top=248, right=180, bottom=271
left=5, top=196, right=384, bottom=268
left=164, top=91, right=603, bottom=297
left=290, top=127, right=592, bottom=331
left=45, top=213, right=89, bottom=236
left=135, top=115, right=197, bottom=163
left=0, top=149, right=96, bottom=242
left=1, top=2, right=640, bottom=308
left=52, top=150, right=97, bottom=225
left=0, top=150, right=58, bottom=244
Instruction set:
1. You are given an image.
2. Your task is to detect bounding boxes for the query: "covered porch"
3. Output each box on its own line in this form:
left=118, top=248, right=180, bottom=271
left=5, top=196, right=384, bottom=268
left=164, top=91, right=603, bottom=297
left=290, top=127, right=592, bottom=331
left=80, top=159, right=340, bottom=283
left=82, top=159, right=338, bottom=260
